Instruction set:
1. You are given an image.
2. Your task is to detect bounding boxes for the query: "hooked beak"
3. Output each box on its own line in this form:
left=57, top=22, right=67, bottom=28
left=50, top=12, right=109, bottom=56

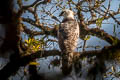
left=59, top=11, right=64, bottom=16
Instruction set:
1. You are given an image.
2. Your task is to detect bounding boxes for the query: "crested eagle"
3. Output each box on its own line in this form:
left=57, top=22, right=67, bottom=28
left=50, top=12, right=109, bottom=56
left=58, top=9, right=79, bottom=75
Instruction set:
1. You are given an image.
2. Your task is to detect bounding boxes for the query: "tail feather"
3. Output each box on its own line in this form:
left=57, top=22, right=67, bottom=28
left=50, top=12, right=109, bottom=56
left=62, top=52, right=73, bottom=75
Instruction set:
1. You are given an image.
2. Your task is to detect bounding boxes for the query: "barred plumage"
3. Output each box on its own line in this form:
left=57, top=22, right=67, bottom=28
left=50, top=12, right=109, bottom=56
left=58, top=9, right=79, bottom=75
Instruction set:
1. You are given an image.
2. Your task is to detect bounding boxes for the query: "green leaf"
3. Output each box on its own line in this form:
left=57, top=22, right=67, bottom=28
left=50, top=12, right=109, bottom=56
left=113, top=24, right=116, bottom=36
left=84, top=35, right=91, bottom=40
left=113, top=24, right=116, bottom=33
left=29, top=62, right=40, bottom=65
left=96, top=17, right=104, bottom=28
left=109, top=36, right=118, bottom=45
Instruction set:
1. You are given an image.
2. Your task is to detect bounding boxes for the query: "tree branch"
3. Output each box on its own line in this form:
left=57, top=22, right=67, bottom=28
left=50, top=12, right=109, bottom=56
left=79, top=21, right=120, bottom=45
left=22, top=17, right=58, bottom=37
left=0, top=41, right=120, bottom=79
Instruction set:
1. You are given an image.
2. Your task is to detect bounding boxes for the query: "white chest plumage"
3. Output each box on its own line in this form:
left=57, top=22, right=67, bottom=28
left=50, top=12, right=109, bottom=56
left=58, top=19, right=79, bottom=54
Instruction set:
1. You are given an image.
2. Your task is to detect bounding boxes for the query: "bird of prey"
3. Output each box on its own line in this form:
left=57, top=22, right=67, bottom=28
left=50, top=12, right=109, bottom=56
left=58, top=9, right=79, bottom=75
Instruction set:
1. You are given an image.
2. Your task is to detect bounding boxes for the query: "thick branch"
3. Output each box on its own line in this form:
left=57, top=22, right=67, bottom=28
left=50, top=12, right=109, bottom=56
left=0, top=50, right=60, bottom=80
left=77, top=10, right=120, bottom=45
left=0, top=41, right=120, bottom=79
left=79, top=21, right=120, bottom=45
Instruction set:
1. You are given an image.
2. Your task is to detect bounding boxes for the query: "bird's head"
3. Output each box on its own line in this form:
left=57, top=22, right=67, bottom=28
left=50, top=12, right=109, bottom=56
left=59, top=9, right=75, bottom=19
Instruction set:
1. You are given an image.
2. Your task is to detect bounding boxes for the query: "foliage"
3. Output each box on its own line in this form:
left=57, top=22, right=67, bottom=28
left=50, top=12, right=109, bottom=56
left=0, top=0, right=120, bottom=80
left=96, top=17, right=104, bottom=28
left=24, top=37, right=45, bottom=54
